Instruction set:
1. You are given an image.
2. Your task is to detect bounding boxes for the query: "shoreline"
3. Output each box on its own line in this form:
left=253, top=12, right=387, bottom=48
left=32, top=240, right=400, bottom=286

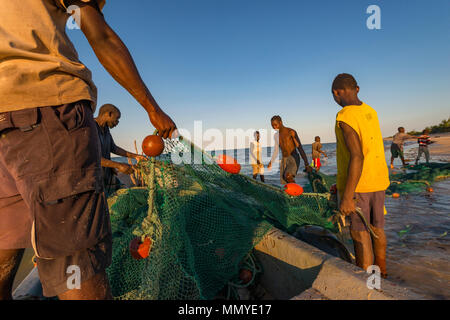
left=384, top=132, right=450, bottom=159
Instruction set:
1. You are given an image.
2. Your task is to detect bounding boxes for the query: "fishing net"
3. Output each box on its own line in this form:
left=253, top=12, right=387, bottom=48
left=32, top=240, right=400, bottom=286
left=307, top=163, right=450, bottom=196
left=105, top=133, right=449, bottom=300
left=106, top=137, right=335, bottom=300
left=387, top=163, right=450, bottom=195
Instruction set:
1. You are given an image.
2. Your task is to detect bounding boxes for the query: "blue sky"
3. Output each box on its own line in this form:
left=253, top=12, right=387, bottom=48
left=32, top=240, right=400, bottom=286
left=67, top=0, right=450, bottom=151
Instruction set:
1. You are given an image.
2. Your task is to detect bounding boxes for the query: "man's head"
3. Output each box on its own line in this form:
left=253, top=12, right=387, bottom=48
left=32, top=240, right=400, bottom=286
left=331, top=73, right=359, bottom=107
left=423, top=128, right=430, bottom=135
left=398, top=127, right=405, bottom=133
left=271, top=115, right=282, bottom=130
left=254, top=131, right=260, bottom=141
left=315, top=136, right=320, bottom=142
left=98, top=104, right=121, bottom=128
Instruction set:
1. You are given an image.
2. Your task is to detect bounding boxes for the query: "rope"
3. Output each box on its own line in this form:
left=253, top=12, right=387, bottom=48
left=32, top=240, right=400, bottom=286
left=331, top=208, right=378, bottom=239
left=226, top=252, right=262, bottom=299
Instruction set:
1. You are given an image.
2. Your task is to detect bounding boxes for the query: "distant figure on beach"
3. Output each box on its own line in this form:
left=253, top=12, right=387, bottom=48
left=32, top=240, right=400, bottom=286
left=0, top=0, right=175, bottom=300
left=250, top=131, right=265, bottom=182
left=332, top=73, right=389, bottom=278
left=390, top=127, right=415, bottom=168
left=95, top=104, right=146, bottom=195
left=312, top=136, right=327, bottom=172
left=268, top=116, right=312, bottom=184
left=415, top=129, right=434, bottom=165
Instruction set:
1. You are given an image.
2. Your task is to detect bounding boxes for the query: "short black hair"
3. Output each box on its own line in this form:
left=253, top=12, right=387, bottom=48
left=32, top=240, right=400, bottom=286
left=271, top=115, right=282, bottom=122
left=99, top=104, right=121, bottom=117
left=332, top=73, right=358, bottom=90
left=255, top=130, right=260, bottom=134
left=315, top=136, right=320, bottom=140
left=398, top=127, right=404, bottom=132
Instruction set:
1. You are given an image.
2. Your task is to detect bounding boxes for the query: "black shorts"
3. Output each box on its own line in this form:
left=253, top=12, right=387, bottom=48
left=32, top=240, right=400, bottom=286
left=0, top=101, right=112, bottom=297
left=390, top=143, right=403, bottom=158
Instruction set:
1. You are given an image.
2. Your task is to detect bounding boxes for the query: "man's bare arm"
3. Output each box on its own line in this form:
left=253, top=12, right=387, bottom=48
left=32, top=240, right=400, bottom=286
left=101, top=158, right=134, bottom=174
left=75, top=3, right=176, bottom=138
left=268, top=133, right=279, bottom=168
left=339, top=122, right=364, bottom=215
left=111, top=145, right=145, bottom=161
left=293, top=131, right=310, bottom=169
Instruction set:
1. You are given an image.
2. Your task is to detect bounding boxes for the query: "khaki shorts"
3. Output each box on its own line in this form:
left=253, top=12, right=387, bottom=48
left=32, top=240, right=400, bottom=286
left=352, top=191, right=386, bottom=232
left=337, top=190, right=386, bottom=232
left=0, top=101, right=112, bottom=297
left=251, top=163, right=264, bottom=175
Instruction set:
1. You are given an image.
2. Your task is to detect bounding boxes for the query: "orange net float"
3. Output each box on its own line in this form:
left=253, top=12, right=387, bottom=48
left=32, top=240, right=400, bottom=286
left=217, top=155, right=241, bottom=174
left=142, top=135, right=165, bottom=157
left=427, top=187, right=434, bottom=193
left=392, top=193, right=400, bottom=198
left=284, top=183, right=304, bottom=196
left=239, top=268, right=253, bottom=285
left=129, top=236, right=152, bottom=260
left=329, top=184, right=337, bottom=195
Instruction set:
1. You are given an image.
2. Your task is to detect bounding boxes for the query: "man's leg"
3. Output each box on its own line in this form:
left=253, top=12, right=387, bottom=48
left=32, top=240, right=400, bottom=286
left=58, top=271, right=112, bottom=300
left=350, top=230, right=374, bottom=271
left=260, top=175, right=265, bottom=183
left=400, top=155, right=406, bottom=166
left=352, top=193, right=376, bottom=271
left=0, top=249, right=24, bottom=300
left=253, top=174, right=257, bottom=180
left=371, top=226, right=387, bottom=278
left=425, top=147, right=430, bottom=163
left=416, top=146, right=423, bottom=164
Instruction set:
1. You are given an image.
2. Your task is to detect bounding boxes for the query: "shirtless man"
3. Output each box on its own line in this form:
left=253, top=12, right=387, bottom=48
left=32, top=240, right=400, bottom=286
left=312, top=136, right=327, bottom=172
left=267, top=116, right=312, bottom=184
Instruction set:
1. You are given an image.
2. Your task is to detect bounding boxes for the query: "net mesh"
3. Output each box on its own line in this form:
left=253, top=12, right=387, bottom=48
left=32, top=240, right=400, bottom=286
left=105, top=136, right=449, bottom=300
left=106, top=137, right=335, bottom=300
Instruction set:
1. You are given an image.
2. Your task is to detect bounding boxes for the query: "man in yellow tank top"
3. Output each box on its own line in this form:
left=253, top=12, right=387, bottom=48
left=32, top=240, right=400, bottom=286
left=333, top=73, right=390, bottom=278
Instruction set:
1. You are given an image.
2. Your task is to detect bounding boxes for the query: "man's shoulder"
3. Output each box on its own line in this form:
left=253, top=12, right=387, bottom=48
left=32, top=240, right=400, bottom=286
left=285, top=127, right=297, bottom=135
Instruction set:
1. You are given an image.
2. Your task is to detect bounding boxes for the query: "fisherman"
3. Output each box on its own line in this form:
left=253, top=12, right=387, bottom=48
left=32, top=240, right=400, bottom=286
left=0, top=0, right=176, bottom=300
left=390, top=127, right=415, bottom=168
left=415, top=129, right=434, bottom=165
left=312, top=136, right=327, bottom=172
left=250, top=131, right=265, bottom=182
left=267, top=116, right=312, bottom=184
left=332, top=73, right=389, bottom=278
left=95, top=104, right=146, bottom=195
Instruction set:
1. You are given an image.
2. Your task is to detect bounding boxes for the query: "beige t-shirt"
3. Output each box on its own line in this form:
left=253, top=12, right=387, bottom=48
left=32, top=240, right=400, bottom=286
left=0, top=0, right=105, bottom=112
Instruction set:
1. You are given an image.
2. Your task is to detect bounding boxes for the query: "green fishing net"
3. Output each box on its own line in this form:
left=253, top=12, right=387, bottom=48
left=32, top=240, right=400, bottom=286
left=308, top=163, right=450, bottom=196
left=387, top=163, right=450, bottom=195
left=106, top=137, right=335, bottom=300
left=105, top=136, right=449, bottom=300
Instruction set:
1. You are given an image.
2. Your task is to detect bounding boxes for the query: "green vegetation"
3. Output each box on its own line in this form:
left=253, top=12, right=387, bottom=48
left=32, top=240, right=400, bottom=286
left=408, top=117, right=450, bottom=135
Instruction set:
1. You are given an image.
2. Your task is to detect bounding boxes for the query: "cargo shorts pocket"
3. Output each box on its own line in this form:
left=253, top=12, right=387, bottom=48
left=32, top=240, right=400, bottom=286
left=51, top=101, right=89, bottom=133
left=32, top=170, right=111, bottom=259
left=0, top=108, right=52, bottom=179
